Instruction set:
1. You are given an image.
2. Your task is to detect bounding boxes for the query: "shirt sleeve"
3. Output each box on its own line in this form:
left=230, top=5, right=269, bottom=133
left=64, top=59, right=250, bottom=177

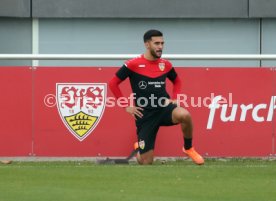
left=108, top=76, right=124, bottom=99
left=109, top=65, right=130, bottom=107
left=171, top=76, right=182, bottom=99
left=167, top=68, right=181, bottom=99
left=116, top=64, right=130, bottom=81
left=167, top=67, right=177, bottom=81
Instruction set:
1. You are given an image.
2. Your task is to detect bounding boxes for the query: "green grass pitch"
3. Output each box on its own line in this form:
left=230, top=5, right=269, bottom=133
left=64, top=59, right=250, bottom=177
left=0, top=159, right=276, bottom=201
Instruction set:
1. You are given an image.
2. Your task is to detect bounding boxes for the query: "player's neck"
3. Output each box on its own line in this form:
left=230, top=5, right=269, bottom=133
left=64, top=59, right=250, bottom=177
left=143, top=53, right=159, bottom=61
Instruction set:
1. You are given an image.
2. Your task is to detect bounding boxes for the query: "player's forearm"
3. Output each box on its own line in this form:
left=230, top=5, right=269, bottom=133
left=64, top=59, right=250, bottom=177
left=172, top=76, right=182, bottom=99
left=108, top=76, right=124, bottom=99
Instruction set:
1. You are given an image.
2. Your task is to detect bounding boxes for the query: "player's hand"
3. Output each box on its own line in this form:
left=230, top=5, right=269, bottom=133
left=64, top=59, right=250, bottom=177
left=125, top=106, right=143, bottom=119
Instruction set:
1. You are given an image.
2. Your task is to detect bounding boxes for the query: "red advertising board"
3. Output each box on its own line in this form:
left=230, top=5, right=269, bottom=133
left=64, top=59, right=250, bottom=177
left=33, top=67, right=136, bottom=157
left=177, top=68, right=274, bottom=157
left=0, top=67, right=32, bottom=156
left=0, top=66, right=275, bottom=157
left=272, top=68, right=276, bottom=156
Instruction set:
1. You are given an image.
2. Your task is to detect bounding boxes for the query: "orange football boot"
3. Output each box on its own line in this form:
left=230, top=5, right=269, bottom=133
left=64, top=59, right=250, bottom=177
left=183, top=147, right=204, bottom=165
left=134, top=142, right=139, bottom=151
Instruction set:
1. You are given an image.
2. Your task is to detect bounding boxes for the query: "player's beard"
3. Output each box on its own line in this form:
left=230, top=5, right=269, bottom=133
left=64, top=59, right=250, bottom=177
left=150, top=49, right=162, bottom=59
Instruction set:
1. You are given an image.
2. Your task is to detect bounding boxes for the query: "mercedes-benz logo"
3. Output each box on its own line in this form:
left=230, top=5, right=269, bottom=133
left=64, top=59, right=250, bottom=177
left=138, top=81, right=147, bottom=89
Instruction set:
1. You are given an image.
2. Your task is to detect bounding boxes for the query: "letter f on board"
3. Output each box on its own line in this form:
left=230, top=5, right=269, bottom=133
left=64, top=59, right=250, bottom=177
left=207, top=96, right=222, bottom=129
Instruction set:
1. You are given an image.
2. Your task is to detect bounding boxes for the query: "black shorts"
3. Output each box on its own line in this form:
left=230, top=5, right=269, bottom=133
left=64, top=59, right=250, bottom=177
left=135, top=103, right=177, bottom=154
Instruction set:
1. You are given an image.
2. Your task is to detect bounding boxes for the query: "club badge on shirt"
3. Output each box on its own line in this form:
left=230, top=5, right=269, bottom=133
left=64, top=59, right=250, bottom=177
left=159, top=63, right=165, bottom=71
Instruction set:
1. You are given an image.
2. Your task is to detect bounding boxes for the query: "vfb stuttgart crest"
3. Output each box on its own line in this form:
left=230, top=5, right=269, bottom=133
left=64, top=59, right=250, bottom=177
left=56, top=83, right=106, bottom=141
left=159, top=63, right=165, bottom=71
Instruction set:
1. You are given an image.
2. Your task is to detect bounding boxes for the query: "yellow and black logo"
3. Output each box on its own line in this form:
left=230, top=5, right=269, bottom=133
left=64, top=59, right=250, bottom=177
left=56, top=83, right=106, bottom=141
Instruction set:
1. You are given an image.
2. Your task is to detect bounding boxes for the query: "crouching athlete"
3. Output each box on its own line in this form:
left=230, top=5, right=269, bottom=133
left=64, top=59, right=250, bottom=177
left=109, top=29, right=204, bottom=165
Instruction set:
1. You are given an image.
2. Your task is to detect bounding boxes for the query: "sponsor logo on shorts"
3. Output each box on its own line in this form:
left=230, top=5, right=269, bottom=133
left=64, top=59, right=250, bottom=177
left=56, top=83, right=106, bottom=141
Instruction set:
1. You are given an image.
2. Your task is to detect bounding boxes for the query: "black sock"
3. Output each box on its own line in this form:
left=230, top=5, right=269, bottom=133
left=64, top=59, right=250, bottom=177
left=184, top=138, right=192, bottom=150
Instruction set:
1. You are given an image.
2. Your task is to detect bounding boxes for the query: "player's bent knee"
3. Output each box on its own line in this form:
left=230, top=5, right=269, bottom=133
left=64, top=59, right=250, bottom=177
left=139, top=159, right=153, bottom=165
left=182, top=110, right=192, bottom=121
left=139, top=156, right=154, bottom=165
left=137, top=150, right=154, bottom=165
left=173, top=107, right=192, bottom=123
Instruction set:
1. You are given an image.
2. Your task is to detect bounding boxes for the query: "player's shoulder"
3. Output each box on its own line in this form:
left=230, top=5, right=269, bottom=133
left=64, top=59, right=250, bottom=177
left=159, top=58, right=173, bottom=70
left=124, top=55, right=143, bottom=70
left=159, top=58, right=172, bottom=66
